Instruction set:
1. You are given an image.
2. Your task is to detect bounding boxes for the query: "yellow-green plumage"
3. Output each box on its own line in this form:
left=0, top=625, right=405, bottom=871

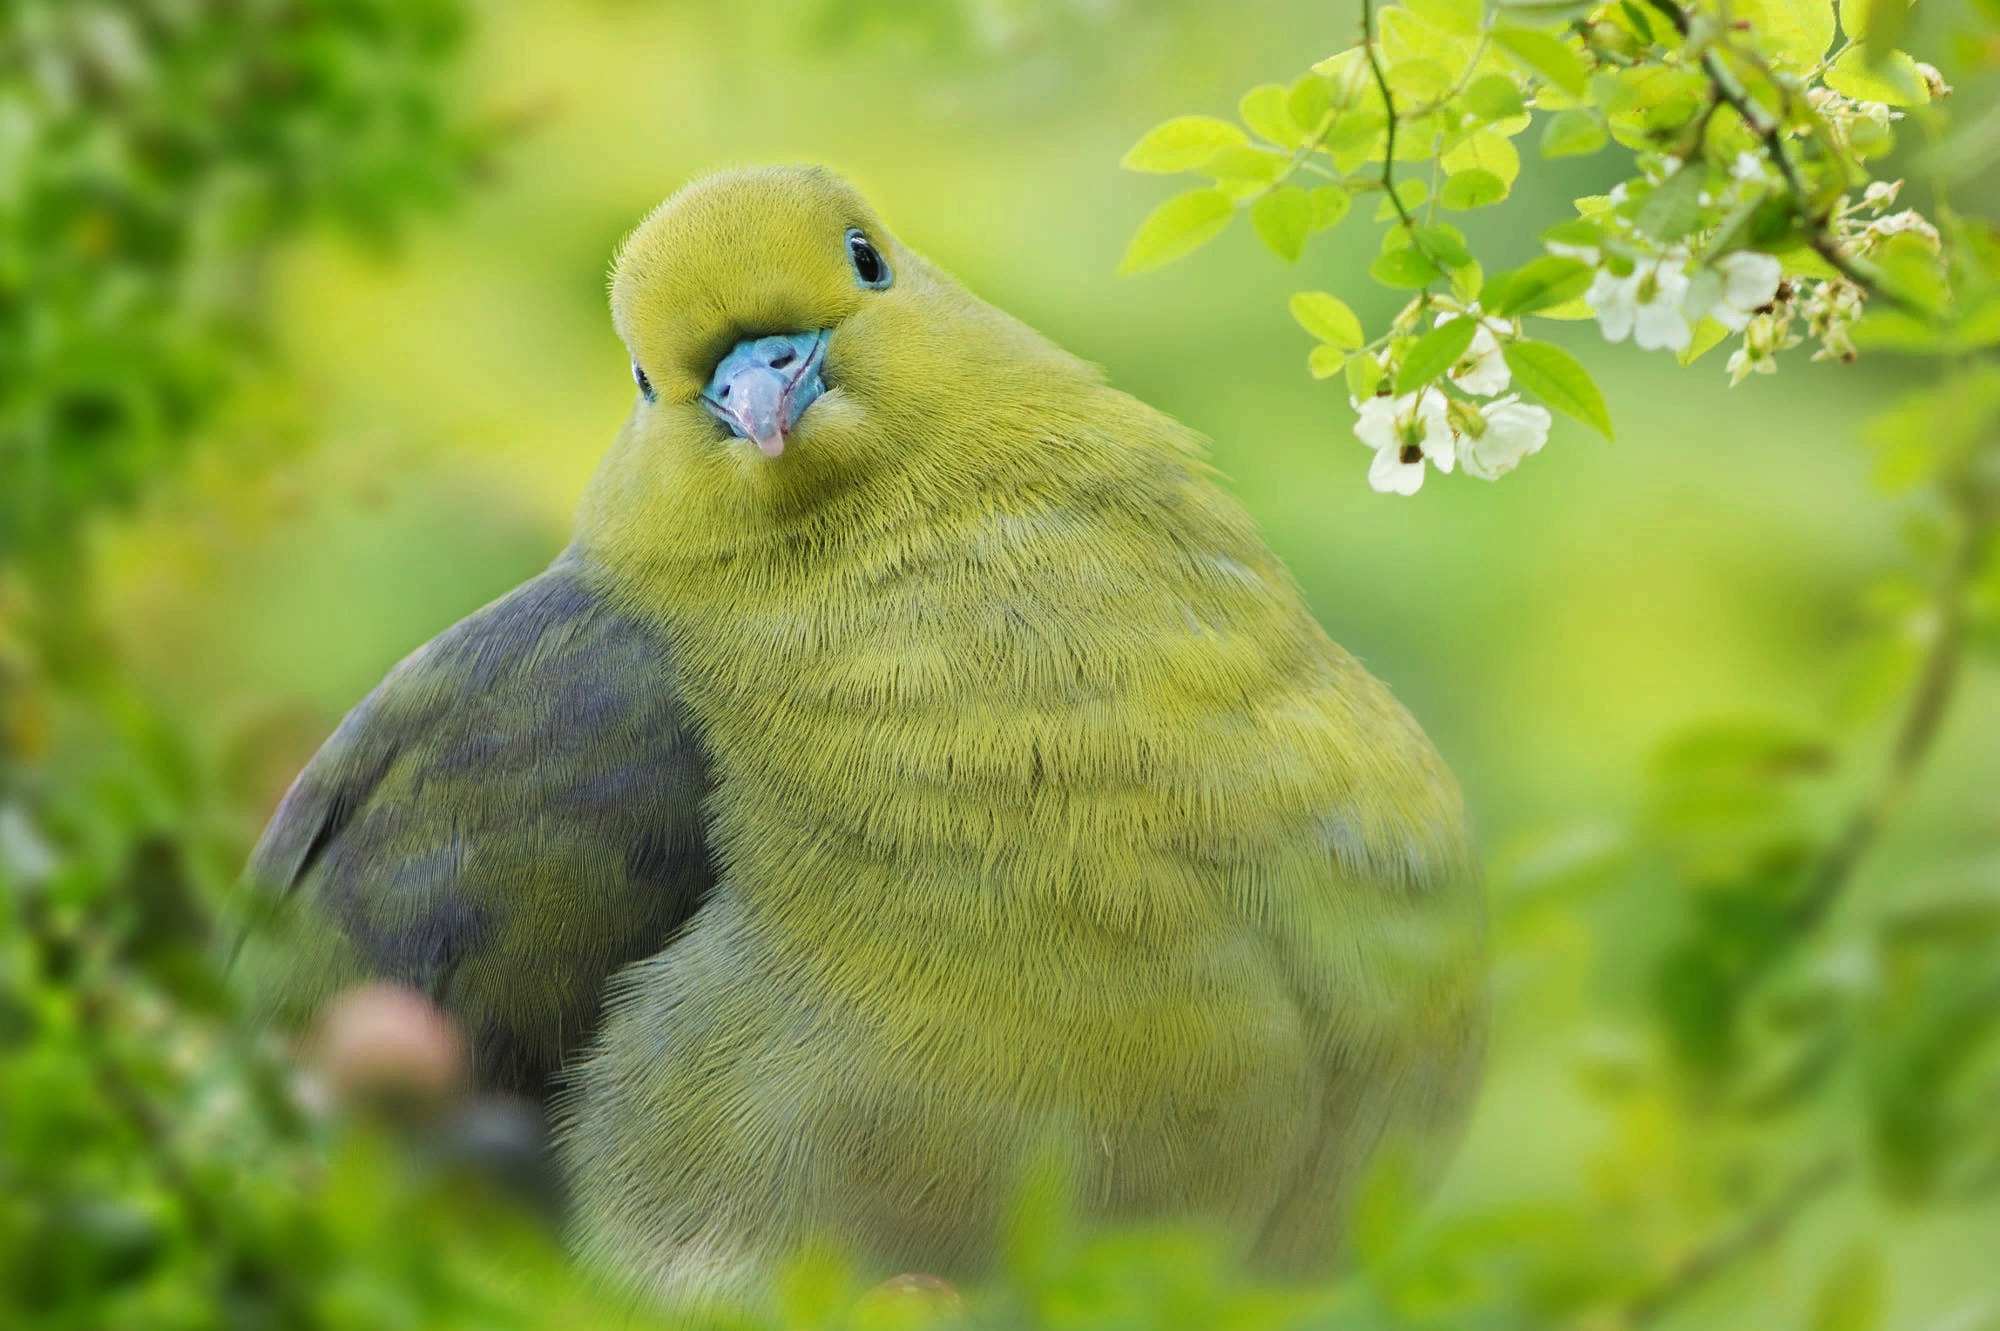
left=559, top=166, right=1486, bottom=1301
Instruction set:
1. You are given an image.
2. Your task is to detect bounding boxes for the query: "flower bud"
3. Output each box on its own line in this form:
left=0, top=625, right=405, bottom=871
left=311, top=983, right=469, bottom=1120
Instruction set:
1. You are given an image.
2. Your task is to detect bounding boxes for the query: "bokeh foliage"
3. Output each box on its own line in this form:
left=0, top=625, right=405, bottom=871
left=3, top=1, right=1997, bottom=1330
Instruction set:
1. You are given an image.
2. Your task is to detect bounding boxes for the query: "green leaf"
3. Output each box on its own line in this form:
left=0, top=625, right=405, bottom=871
left=1252, top=186, right=1311, bottom=262
left=1950, top=296, right=2000, bottom=349
left=1371, top=245, right=1444, bottom=288
left=1441, top=130, right=1521, bottom=186
left=1306, top=186, right=1352, bottom=231
left=1291, top=292, right=1365, bottom=348
left=1121, top=116, right=1250, bottom=173
left=1203, top=145, right=1287, bottom=183
left=1875, top=232, right=1949, bottom=313
left=1287, top=74, right=1334, bottom=136
left=1540, top=108, right=1608, bottom=157
left=1440, top=169, right=1508, bottom=210
left=1119, top=189, right=1235, bottom=274
left=1451, top=259, right=1485, bottom=304
left=1824, top=45, right=1930, bottom=105
left=1636, top=168, right=1707, bottom=243
left=1396, top=317, right=1479, bottom=393
left=1503, top=339, right=1613, bottom=437
left=1384, top=56, right=1455, bottom=103
left=1848, top=310, right=1945, bottom=353
left=1482, top=256, right=1593, bottom=316
left=1850, top=0, right=1912, bottom=56
left=1678, top=316, right=1731, bottom=366
left=1374, top=178, right=1430, bottom=221
left=1347, top=351, right=1385, bottom=400
left=1412, top=223, right=1475, bottom=271
left=1736, top=0, right=1837, bottom=68
left=1462, top=73, right=1528, bottom=122
left=1240, top=83, right=1302, bottom=146
left=1308, top=344, right=1349, bottom=379
left=1495, top=0, right=1599, bottom=19
left=1493, top=25, right=1589, bottom=95
left=1324, top=109, right=1390, bottom=169
left=1542, top=217, right=1605, bottom=250
left=1405, top=0, right=1486, bottom=34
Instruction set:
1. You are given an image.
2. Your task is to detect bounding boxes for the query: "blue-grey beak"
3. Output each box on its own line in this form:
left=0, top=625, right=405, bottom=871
left=700, top=330, right=828, bottom=458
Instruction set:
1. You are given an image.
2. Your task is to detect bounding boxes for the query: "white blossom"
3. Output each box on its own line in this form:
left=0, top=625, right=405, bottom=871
left=1587, top=257, right=1693, bottom=352
left=1353, top=391, right=1455, bottom=495
left=1727, top=312, right=1787, bottom=384
left=1436, top=311, right=1511, bottom=395
left=1731, top=151, right=1766, bottom=182
left=1862, top=179, right=1902, bottom=210
left=1454, top=396, right=1552, bottom=481
left=1868, top=210, right=1942, bottom=252
left=1726, top=344, right=1772, bottom=385
left=1697, top=251, right=1783, bottom=331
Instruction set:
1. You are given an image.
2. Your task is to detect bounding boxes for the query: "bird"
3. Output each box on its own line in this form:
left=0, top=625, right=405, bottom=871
left=241, top=163, right=1487, bottom=1307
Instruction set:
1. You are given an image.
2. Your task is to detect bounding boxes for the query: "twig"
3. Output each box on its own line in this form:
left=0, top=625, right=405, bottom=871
left=1620, top=1155, right=1849, bottom=1327
left=1789, top=479, right=1996, bottom=935
left=1639, top=0, right=1920, bottom=312
left=1361, top=0, right=1422, bottom=236
left=1618, top=469, right=1993, bottom=1323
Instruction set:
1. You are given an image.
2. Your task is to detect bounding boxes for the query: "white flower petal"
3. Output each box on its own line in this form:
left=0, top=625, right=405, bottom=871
left=1632, top=299, right=1692, bottom=351
left=1410, top=390, right=1457, bottom=471
left=1352, top=396, right=1401, bottom=451
left=1587, top=270, right=1637, bottom=343
left=1647, top=260, right=1690, bottom=304
left=1448, top=324, right=1511, bottom=396
left=1368, top=444, right=1426, bottom=494
left=1680, top=266, right=1724, bottom=327
left=1461, top=397, right=1552, bottom=480
left=1718, top=250, right=1782, bottom=312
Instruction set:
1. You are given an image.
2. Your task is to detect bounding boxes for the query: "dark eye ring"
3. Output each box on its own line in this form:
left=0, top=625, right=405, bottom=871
left=631, top=356, right=655, bottom=402
left=846, top=227, right=891, bottom=289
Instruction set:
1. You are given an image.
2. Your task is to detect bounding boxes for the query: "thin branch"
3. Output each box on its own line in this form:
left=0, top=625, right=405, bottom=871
left=1361, top=0, right=1421, bottom=235
left=1639, top=0, right=1920, bottom=312
left=1789, top=480, right=1996, bottom=934
left=1619, top=469, right=1994, bottom=1323
left=1620, top=1155, right=1849, bottom=1328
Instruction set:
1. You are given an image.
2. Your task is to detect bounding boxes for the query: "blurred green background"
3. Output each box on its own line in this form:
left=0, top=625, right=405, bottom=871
left=10, top=0, right=1998, bottom=1325
left=111, top=0, right=1996, bottom=825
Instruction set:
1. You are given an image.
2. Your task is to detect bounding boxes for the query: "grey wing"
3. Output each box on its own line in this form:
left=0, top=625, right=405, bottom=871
left=236, top=557, right=714, bottom=1097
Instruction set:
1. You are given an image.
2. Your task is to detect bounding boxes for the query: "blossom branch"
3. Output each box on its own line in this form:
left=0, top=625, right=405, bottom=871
left=1638, top=0, right=1917, bottom=312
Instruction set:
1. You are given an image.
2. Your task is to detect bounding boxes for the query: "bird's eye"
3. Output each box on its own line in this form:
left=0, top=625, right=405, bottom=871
left=846, top=227, right=891, bottom=290
left=631, top=356, right=655, bottom=402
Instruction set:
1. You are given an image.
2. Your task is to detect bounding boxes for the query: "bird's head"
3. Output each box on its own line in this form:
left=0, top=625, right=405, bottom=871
left=592, top=165, right=1094, bottom=541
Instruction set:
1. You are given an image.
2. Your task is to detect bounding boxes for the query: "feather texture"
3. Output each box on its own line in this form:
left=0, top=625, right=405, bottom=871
left=556, top=167, right=1488, bottom=1302
left=238, top=560, right=713, bottom=1095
